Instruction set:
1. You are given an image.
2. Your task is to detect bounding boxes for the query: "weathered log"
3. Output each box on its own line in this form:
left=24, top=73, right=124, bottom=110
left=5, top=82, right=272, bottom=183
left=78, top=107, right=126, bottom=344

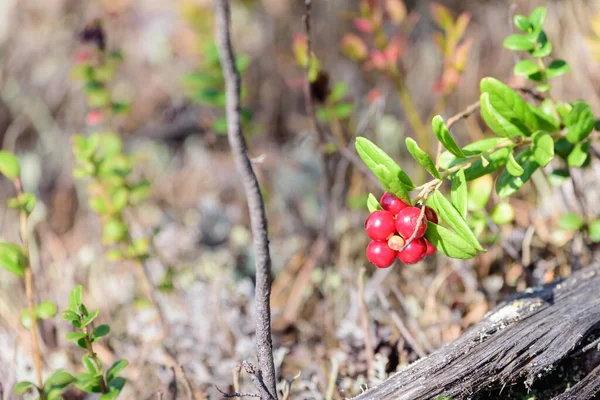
left=353, top=264, right=600, bottom=400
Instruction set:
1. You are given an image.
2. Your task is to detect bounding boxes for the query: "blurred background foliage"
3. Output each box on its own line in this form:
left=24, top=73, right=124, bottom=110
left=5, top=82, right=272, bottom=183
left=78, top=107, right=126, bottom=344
left=1, top=0, right=600, bottom=398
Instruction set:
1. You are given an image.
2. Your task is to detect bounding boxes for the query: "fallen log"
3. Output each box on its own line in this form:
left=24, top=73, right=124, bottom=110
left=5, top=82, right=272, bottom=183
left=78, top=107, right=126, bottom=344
left=353, top=264, right=600, bottom=400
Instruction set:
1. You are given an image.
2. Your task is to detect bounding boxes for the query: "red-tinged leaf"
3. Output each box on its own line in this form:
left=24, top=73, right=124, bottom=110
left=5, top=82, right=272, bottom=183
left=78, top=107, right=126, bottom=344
left=292, top=33, right=308, bottom=66
left=369, top=50, right=388, bottom=70
left=383, top=37, right=405, bottom=64
left=431, top=2, right=454, bottom=30
left=354, top=18, right=374, bottom=34
left=340, top=33, right=368, bottom=62
left=453, top=38, right=472, bottom=72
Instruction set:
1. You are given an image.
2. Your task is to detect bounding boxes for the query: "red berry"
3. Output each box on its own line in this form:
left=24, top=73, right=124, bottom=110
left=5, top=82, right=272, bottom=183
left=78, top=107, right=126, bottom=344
left=366, top=241, right=397, bottom=268
left=396, top=207, right=427, bottom=239
left=380, top=192, right=409, bottom=215
left=365, top=210, right=396, bottom=241
left=397, top=238, right=427, bottom=264
left=86, top=110, right=103, bottom=126
left=424, top=238, right=436, bottom=256
left=423, top=206, right=438, bottom=224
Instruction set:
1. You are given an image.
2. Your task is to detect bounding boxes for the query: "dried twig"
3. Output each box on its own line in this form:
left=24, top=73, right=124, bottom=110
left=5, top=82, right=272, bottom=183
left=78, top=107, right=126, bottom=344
left=217, top=386, right=260, bottom=398
left=214, top=2, right=278, bottom=398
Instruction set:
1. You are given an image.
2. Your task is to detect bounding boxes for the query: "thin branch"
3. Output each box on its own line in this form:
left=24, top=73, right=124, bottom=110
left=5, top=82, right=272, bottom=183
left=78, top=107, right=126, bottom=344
left=15, top=178, right=43, bottom=388
left=214, top=2, right=277, bottom=399
left=242, top=361, right=277, bottom=400
left=217, top=386, right=260, bottom=398
left=446, top=101, right=481, bottom=129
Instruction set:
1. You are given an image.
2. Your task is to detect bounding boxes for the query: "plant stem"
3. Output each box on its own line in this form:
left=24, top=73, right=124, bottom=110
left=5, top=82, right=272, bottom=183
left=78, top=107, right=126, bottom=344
left=15, top=178, right=43, bottom=388
left=83, top=327, right=108, bottom=394
left=214, top=0, right=278, bottom=398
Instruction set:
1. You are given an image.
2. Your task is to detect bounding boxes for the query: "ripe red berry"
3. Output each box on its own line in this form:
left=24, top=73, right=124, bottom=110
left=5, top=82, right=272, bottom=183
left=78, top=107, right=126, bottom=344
left=424, top=238, right=436, bottom=255
left=366, top=241, right=397, bottom=268
left=396, top=207, right=427, bottom=239
left=380, top=192, right=409, bottom=216
left=423, top=206, right=438, bottom=224
left=397, top=238, right=427, bottom=264
left=365, top=210, right=396, bottom=241
left=86, top=110, right=103, bottom=126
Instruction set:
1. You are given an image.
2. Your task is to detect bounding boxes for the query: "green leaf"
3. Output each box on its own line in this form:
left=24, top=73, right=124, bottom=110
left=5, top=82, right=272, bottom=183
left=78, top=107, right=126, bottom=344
left=514, top=60, right=540, bottom=77
left=21, top=309, right=33, bottom=329
left=355, top=137, right=414, bottom=204
left=438, top=138, right=508, bottom=168
left=588, top=220, right=600, bottom=243
left=450, top=169, right=467, bottom=218
left=82, top=354, right=98, bottom=374
left=44, top=370, right=75, bottom=390
left=107, top=360, right=129, bottom=383
left=565, top=102, right=595, bottom=144
left=424, top=222, right=478, bottom=259
left=35, top=301, right=57, bottom=319
left=491, top=202, right=515, bottom=225
left=129, top=179, right=151, bottom=205
left=405, top=137, right=440, bottom=179
left=528, top=103, right=559, bottom=131
left=567, top=141, right=590, bottom=168
left=513, top=15, right=531, bottom=32
left=463, top=147, right=512, bottom=181
left=503, top=34, right=535, bottom=51
left=82, top=309, right=100, bottom=327
left=0, top=242, right=27, bottom=277
left=547, top=169, right=569, bottom=186
left=0, top=150, right=20, bottom=181
left=329, top=82, right=348, bottom=102
left=99, top=391, right=121, bottom=400
left=65, top=331, right=87, bottom=343
left=108, top=377, right=126, bottom=392
left=334, top=103, right=353, bottom=119
left=529, top=7, right=547, bottom=31
left=506, top=152, right=524, bottom=176
left=428, top=191, right=485, bottom=252
left=531, top=131, right=554, bottom=166
left=431, top=115, right=465, bottom=158
left=367, top=193, right=383, bottom=213
left=546, top=60, right=569, bottom=79
left=558, top=213, right=584, bottom=231
left=468, top=175, right=493, bottom=211
left=531, top=32, right=552, bottom=58
left=103, top=218, right=128, bottom=245
left=480, top=77, right=538, bottom=137
left=92, top=324, right=110, bottom=341
left=69, top=285, right=83, bottom=310
left=496, top=148, right=539, bottom=197
left=62, top=310, right=80, bottom=323
left=13, top=381, right=37, bottom=395
left=7, top=192, right=36, bottom=215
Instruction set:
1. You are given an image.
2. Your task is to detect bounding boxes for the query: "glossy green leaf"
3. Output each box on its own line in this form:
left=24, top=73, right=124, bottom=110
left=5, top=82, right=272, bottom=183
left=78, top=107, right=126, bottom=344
left=528, top=103, right=559, bottom=131
left=438, top=138, right=508, bottom=168
left=82, top=309, right=99, bottom=327
left=66, top=331, right=87, bottom=343
left=405, top=137, right=440, bottom=179
left=480, top=77, right=538, bottom=137
left=44, top=370, right=75, bottom=390
left=491, top=202, right=515, bottom=225
left=546, top=60, right=569, bottom=79
left=503, top=34, right=535, bottom=51
left=531, top=31, right=552, bottom=58
left=496, top=148, right=539, bottom=197
left=462, top=147, right=511, bottom=181
left=0, top=242, right=27, bottom=277
left=513, top=15, right=531, bottom=32
left=588, top=220, right=600, bottom=242
left=529, top=7, right=547, bottom=30
left=69, top=285, right=83, bottom=310
left=506, top=152, right=524, bottom=176
left=107, top=360, right=129, bottom=383
left=367, top=193, right=383, bottom=213
left=355, top=137, right=414, bottom=204
left=62, top=310, right=80, bottom=323
left=468, top=175, right=493, bottom=211
left=92, top=324, right=110, bottom=341
left=428, top=191, right=484, bottom=252
left=13, top=381, right=37, bottom=395
left=558, top=213, right=584, bottom=231
left=567, top=141, right=590, bottom=168
left=565, top=102, right=595, bottom=144
left=514, top=60, right=540, bottom=77
left=36, top=301, right=57, bottom=319
left=531, top=131, right=554, bottom=166
left=424, top=222, right=478, bottom=259
left=450, top=169, right=467, bottom=218
left=0, top=151, right=20, bottom=181
left=431, top=115, right=465, bottom=158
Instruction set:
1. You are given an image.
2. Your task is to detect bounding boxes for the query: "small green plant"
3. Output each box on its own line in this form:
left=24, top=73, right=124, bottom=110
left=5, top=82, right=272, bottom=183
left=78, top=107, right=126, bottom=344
left=62, top=286, right=128, bottom=398
left=0, top=151, right=58, bottom=391
left=357, top=6, right=599, bottom=266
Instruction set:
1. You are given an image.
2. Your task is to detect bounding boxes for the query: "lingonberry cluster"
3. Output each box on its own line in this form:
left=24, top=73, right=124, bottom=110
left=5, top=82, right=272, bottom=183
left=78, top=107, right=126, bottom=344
left=365, top=192, right=437, bottom=268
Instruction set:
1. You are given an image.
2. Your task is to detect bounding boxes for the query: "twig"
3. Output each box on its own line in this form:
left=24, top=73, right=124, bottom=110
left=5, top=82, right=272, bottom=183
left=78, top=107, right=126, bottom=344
left=446, top=101, right=481, bottom=129
left=303, top=0, right=332, bottom=239
left=325, top=357, right=339, bottom=400
left=233, top=364, right=242, bottom=392
left=281, top=371, right=301, bottom=400
left=217, top=386, right=260, bottom=398
left=376, top=291, right=427, bottom=358
left=357, top=268, right=375, bottom=379
left=83, top=326, right=109, bottom=393
left=241, top=361, right=277, bottom=400
left=14, top=178, right=43, bottom=388
left=214, top=2, right=278, bottom=399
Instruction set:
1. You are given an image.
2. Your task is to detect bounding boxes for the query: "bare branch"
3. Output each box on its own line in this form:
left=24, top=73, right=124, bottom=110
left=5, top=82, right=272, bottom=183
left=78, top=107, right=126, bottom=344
left=213, top=1, right=278, bottom=399
left=217, top=386, right=260, bottom=398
